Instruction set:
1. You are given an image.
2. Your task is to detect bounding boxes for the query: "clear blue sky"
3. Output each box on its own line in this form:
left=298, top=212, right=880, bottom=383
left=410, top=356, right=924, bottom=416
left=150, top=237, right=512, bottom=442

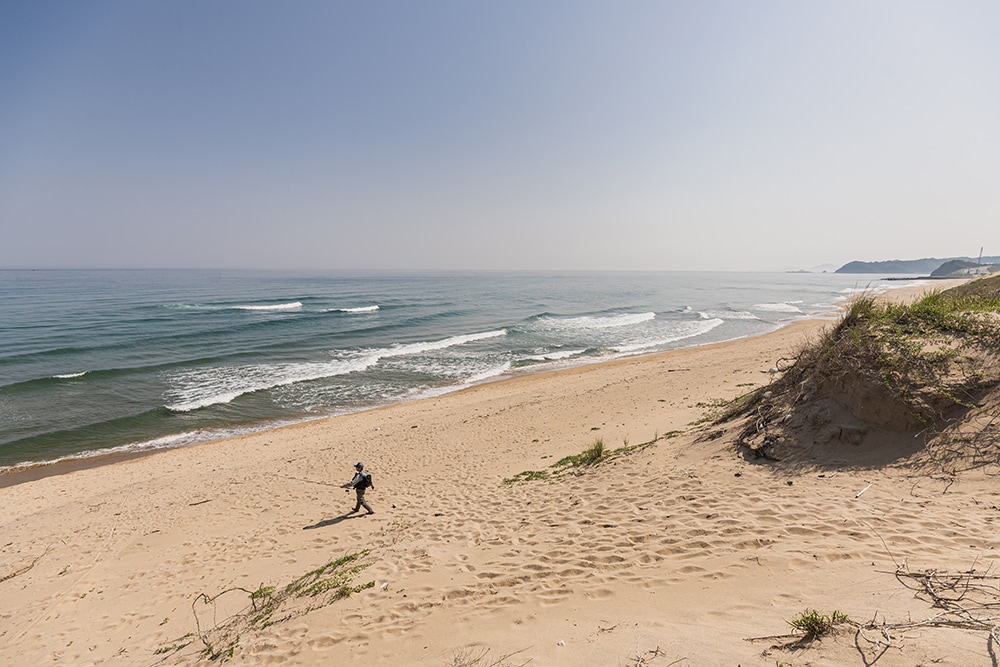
left=2, top=1, right=997, bottom=271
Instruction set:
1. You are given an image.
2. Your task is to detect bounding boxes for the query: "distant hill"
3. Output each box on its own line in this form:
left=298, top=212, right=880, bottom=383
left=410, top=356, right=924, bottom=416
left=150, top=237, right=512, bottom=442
left=836, top=257, right=1000, bottom=274
left=931, top=259, right=1000, bottom=277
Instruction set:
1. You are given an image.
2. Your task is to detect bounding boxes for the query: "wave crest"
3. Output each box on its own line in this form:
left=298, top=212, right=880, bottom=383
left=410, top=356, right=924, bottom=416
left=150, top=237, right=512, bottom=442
left=526, top=349, right=587, bottom=361
left=232, top=301, right=303, bottom=312
left=338, top=305, right=380, bottom=313
left=534, top=312, right=656, bottom=332
left=164, top=329, right=508, bottom=412
left=752, top=302, right=803, bottom=313
left=612, top=318, right=724, bottom=353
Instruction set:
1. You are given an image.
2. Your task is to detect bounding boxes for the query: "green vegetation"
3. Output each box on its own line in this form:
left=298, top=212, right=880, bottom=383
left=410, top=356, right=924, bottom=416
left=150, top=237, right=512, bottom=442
left=153, top=633, right=193, bottom=656
left=690, top=397, right=734, bottom=426
left=504, top=431, right=682, bottom=485
left=503, top=469, right=552, bottom=484
left=555, top=437, right=606, bottom=467
left=787, top=608, right=851, bottom=639
left=157, top=551, right=374, bottom=662
left=283, top=554, right=373, bottom=599
left=721, top=276, right=1000, bottom=465
left=503, top=438, right=611, bottom=484
left=826, top=280, right=1000, bottom=421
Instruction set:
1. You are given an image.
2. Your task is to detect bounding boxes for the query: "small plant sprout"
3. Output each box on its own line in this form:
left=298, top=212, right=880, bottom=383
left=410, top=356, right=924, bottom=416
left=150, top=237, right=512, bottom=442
left=505, top=431, right=672, bottom=484
left=787, top=608, right=851, bottom=639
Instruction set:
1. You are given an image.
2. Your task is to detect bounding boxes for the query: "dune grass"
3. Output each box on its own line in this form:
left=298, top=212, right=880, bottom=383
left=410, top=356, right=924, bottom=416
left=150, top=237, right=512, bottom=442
left=787, top=608, right=851, bottom=639
left=720, top=274, right=1000, bottom=466
left=504, top=431, right=683, bottom=485
left=155, top=551, right=374, bottom=662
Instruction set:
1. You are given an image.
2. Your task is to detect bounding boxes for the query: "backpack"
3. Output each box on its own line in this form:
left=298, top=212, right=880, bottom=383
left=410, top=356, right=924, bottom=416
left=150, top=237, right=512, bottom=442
left=357, top=470, right=373, bottom=491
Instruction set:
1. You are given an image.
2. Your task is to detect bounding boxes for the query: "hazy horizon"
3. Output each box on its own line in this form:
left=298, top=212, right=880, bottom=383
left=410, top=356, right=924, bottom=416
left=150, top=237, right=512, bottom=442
left=2, top=2, right=997, bottom=272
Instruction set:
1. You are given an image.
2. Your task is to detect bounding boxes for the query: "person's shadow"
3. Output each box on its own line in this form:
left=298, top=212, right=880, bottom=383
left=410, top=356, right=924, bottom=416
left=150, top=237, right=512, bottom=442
left=303, top=513, right=367, bottom=530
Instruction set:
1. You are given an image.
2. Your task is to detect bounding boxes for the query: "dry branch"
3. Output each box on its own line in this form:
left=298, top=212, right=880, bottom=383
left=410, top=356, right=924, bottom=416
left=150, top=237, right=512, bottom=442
left=857, top=563, right=1000, bottom=650
left=0, top=547, right=49, bottom=584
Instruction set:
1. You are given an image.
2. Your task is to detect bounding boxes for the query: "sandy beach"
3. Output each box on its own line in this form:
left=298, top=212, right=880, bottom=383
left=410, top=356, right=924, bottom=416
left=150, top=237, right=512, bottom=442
left=3, top=280, right=997, bottom=667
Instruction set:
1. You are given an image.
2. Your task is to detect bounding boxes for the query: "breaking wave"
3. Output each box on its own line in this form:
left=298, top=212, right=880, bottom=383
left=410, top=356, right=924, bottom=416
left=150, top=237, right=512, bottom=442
left=164, top=329, right=507, bottom=412
left=336, top=305, right=380, bottom=313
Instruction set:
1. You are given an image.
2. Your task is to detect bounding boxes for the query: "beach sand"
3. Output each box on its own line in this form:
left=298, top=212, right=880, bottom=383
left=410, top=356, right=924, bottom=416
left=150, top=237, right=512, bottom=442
left=3, top=280, right=997, bottom=667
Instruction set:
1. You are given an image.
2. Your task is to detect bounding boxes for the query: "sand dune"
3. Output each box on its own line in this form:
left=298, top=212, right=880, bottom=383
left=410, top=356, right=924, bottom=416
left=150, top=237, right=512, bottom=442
left=3, top=283, right=998, bottom=666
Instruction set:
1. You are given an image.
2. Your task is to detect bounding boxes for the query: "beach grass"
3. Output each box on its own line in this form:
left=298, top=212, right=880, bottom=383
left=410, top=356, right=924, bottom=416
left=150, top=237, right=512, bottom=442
left=722, top=275, right=1000, bottom=464
left=448, top=646, right=530, bottom=666
left=157, top=551, right=374, bottom=661
left=554, top=437, right=606, bottom=467
left=786, top=608, right=851, bottom=639
left=503, top=431, right=681, bottom=485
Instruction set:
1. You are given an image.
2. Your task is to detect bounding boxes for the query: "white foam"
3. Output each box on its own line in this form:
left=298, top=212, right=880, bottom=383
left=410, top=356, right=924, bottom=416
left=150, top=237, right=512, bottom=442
left=337, top=305, right=380, bottom=313
left=838, top=287, right=865, bottom=295
left=752, top=302, right=803, bottom=313
left=837, top=284, right=893, bottom=298
left=397, top=361, right=515, bottom=402
left=0, top=423, right=299, bottom=473
left=538, top=312, right=656, bottom=331
left=54, top=371, right=88, bottom=379
left=526, top=349, right=587, bottom=361
left=464, top=362, right=512, bottom=384
left=232, top=301, right=303, bottom=312
left=0, top=430, right=202, bottom=473
left=374, top=330, right=507, bottom=360
left=164, top=329, right=508, bottom=412
left=712, top=310, right=759, bottom=321
left=164, top=354, right=380, bottom=412
left=611, top=318, right=724, bottom=353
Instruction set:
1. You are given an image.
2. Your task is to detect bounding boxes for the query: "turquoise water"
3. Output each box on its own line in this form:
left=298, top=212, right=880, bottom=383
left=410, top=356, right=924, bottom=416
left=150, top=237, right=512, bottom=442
left=0, top=269, right=919, bottom=468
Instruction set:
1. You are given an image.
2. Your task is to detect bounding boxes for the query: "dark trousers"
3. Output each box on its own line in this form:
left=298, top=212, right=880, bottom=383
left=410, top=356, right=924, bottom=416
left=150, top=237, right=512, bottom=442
left=353, top=488, right=373, bottom=513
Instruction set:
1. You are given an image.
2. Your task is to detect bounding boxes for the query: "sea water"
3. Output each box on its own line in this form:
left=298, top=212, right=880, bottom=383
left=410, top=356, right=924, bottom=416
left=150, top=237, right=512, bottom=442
left=0, top=269, right=924, bottom=469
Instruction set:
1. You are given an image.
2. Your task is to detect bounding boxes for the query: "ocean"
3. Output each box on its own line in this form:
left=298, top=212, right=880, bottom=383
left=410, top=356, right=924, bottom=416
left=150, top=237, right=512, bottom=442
left=0, top=269, right=923, bottom=470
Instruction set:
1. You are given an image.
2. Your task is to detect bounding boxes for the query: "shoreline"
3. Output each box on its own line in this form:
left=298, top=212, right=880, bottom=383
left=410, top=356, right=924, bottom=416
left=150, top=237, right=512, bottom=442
left=0, top=279, right=959, bottom=488
left=0, top=321, right=805, bottom=489
left=2, top=277, right=991, bottom=667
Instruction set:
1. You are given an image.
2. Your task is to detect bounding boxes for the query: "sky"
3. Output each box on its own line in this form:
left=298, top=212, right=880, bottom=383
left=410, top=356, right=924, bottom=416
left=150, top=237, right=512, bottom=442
left=1, top=1, right=998, bottom=272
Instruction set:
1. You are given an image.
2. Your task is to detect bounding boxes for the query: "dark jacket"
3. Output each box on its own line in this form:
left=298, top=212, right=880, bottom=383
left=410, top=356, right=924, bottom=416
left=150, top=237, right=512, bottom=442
left=349, top=470, right=372, bottom=490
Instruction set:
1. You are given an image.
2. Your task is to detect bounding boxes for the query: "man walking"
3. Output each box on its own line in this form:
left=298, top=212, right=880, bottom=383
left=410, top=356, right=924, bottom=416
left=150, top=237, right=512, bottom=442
left=343, top=461, right=374, bottom=515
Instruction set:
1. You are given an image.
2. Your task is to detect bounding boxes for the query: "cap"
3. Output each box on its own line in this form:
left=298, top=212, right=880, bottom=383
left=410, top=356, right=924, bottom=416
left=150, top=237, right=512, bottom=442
left=355, top=462, right=363, bottom=469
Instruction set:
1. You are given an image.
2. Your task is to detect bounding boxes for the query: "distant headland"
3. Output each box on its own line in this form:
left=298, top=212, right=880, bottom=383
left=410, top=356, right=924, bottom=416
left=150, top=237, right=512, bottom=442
left=836, top=256, right=1000, bottom=278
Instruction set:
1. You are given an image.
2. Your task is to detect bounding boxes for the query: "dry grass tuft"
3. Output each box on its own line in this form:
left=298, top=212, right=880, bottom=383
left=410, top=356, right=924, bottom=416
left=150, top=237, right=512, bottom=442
left=717, top=275, right=1000, bottom=472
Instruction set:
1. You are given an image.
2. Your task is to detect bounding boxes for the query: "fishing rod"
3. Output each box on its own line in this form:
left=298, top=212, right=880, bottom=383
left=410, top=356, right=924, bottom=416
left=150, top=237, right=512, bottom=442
left=272, top=473, right=346, bottom=489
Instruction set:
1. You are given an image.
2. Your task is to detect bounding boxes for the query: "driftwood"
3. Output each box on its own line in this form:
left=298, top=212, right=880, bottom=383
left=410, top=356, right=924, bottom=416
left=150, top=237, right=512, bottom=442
left=855, top=563, right=1000, bottom=657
